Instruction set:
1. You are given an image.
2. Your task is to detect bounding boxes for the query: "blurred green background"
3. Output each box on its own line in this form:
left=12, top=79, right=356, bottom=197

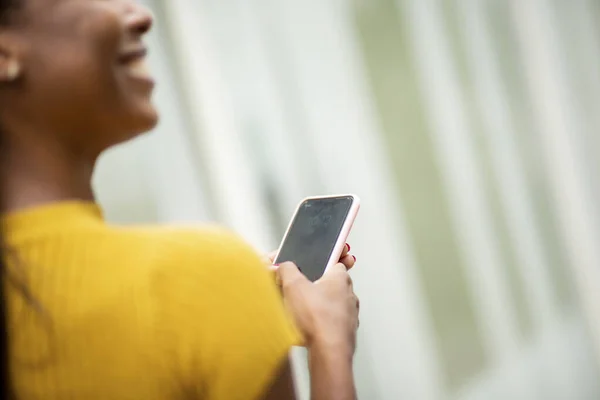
left=94, top=0, right=600, bottom=398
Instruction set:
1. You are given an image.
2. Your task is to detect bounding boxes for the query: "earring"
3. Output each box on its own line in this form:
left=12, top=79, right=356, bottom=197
left=3, top=62, right=20, bottom=82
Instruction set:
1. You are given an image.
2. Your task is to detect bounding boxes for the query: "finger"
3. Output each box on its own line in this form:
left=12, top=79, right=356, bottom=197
left=277, top=262, right=307, bottom=288
left=322, top=263, right=353, bottom=289
left=340, top=254, right=356, bottom=270
left=340, top=243, right=351, bottom=259
left=323, top=262, right=347, bottom=277
left=267, top=251, right=278, bottom=263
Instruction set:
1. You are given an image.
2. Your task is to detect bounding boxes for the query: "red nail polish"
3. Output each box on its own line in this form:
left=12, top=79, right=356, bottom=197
left=346, top=243, right=351, bottom=252
left=352, top=255, right=356, bottom=262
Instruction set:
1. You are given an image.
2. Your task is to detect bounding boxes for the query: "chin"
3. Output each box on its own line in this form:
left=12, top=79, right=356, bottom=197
left=139, top=106, right=160, bottom=132
left=109, top=106, right=160, bottom=148
left=130, top=103, right=160, bottom=134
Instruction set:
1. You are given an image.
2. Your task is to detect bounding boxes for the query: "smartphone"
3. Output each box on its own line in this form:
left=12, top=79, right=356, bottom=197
left=273, top=194, right=360, bottom=282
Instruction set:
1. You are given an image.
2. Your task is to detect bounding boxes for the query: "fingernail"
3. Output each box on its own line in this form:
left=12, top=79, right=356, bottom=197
left=346, top=243, right=351, bottom=252
left=352, top=255, right=356, bottom=262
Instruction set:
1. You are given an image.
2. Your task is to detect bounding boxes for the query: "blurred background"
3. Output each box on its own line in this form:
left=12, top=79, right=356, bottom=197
left=92, top=0, right=600, bottom=399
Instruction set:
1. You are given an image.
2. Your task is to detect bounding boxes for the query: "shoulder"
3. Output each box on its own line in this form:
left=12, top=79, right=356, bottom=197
left=101, top=222, right=265, bottom=274
left=113, top=224, right=273, bottom=300
left=130, top=226, right=299, bottom=399
left=131, top=224, right=268, bottom=278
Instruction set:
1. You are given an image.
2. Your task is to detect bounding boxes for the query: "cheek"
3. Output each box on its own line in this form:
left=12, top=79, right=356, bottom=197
left=25, top=5, right=124, bottom=100
left=79, top=8, right=123, bottom=70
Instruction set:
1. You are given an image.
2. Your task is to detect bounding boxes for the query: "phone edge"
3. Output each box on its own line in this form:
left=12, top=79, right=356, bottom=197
left=323, top=195, right=361, bottom=275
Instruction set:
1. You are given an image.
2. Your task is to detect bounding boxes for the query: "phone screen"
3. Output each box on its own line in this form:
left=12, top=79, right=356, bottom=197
left=274, top=196, right=354, bottom=282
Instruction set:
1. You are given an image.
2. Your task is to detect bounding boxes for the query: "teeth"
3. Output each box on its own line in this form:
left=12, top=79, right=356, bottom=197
left=127, top=59, right=151, bottom=78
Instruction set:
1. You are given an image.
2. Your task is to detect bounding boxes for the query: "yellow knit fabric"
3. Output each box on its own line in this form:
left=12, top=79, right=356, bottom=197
left=1, top=201, right=299, bottom=400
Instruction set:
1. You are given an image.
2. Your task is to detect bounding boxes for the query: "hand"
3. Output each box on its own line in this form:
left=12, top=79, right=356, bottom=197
left=277, top=262, right=360, bottom=356
left=265, top=243, right=357, bottom=271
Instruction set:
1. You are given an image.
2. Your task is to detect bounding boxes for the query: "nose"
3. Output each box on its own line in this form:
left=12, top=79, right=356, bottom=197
left=125, top=2, right=154, bottom=36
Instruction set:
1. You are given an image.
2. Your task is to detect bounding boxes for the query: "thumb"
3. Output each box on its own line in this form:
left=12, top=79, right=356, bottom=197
left=276, top=262, right=306, bottom=287
left=324, top=262, right=348, bottom=275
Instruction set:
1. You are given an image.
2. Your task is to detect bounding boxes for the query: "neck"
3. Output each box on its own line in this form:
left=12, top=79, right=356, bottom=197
left=0, top=124, right=97, bottom=214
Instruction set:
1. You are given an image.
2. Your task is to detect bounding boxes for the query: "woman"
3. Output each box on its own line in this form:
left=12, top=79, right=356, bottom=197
left=0, top=0, right=360, bottom=399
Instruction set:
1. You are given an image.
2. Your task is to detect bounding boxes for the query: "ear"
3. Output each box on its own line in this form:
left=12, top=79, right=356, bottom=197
left=0, top=32, right=22, bottom=83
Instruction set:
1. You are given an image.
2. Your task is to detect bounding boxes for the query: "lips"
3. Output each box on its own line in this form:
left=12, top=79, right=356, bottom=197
left=118, top=47, right=153, bottom=82
left=119, top=47, right=147, bottom=63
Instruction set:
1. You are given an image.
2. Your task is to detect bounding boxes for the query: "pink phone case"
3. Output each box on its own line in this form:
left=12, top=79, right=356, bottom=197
left=274, top=194, right=361, bottom=277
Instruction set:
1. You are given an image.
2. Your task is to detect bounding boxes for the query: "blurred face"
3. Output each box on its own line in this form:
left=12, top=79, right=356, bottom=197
left=0, top=0, right=157, bottom=154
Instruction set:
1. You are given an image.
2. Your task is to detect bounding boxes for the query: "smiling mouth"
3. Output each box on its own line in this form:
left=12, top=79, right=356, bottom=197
left=119, top=48, right=153, bottom=82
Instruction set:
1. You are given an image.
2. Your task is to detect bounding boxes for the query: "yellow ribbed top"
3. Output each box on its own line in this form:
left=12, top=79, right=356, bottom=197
left=2, top=201, right=299, bottom=400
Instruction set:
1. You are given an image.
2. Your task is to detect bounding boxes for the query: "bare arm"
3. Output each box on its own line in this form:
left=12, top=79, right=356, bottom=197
left=308, top=342, right=356, bottom=400
left=262, top=359, right=297, bottom=400
left=263, top=350, right=356, bottom=400
left=263, top=260, right=359, bottom=400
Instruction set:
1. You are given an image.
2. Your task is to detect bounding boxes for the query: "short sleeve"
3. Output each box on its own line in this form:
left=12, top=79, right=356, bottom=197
left=151, top=228, right=300, bottom=400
